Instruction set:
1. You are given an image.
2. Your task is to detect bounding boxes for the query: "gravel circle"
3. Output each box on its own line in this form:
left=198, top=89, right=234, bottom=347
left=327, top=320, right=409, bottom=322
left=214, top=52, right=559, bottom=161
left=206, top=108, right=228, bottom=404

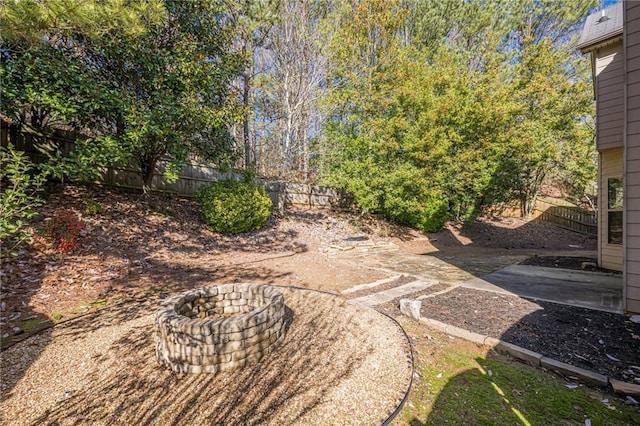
left=1, top=287, right=412, bottom=425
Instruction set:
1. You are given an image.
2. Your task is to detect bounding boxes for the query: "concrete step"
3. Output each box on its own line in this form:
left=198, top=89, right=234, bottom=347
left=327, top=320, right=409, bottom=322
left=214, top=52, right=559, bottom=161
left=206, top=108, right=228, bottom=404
left=340, top=274, right=403, bottom=295
left=348, top=280, right=437, bottom=307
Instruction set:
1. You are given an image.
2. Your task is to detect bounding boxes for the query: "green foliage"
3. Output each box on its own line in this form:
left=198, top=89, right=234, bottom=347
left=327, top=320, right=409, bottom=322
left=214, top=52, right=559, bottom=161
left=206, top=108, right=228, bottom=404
left=83, top=199, right=104, bottom=215
left=95, top=0, right=246, bottom=189
left=241, top=168, right=258, bottom=183
left=319, top=0, right=596, bottom=228
left=40, top=209, right=85, bottom=253
left=0, top=44, right=129, bottom=180
left=0, top=144, right=47, bottom=254
left=1, top=0, right=244, bottom=191
left=0, top=0, right=163, bottom=43
left=1, top=0, right=598, bottom=222
left=196, top=180, right=272, bottom=234
left=0, top=1, right=160, bottom=182
left=380, top=168, right=449, bottom=232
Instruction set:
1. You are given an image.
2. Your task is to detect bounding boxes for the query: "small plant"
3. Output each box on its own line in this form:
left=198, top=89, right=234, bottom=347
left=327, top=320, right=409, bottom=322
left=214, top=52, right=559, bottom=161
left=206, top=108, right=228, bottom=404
left=83, top=199, right=103, bottom=215
left=41, top=209, right=85, bottom=253
left=196, top=178, right=272, bottom=234
left=91, top=299, right=108, bottom=308
left=0, top=144, right=47, bottom=255
left=155, top=206, right=174, bottom=217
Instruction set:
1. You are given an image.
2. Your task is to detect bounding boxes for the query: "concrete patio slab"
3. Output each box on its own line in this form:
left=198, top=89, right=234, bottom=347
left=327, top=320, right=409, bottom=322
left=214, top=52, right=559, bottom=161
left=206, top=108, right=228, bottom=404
left=460, top=265, right=623, bottom=313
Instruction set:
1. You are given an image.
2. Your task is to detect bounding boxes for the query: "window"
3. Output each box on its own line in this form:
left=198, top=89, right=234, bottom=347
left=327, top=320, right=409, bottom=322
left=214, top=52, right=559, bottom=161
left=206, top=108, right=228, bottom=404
left=607, top=177, right=623, bottom=245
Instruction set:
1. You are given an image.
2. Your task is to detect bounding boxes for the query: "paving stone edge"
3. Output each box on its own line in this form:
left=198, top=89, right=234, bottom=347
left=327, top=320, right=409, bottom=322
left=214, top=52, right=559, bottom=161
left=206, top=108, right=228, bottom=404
left=417, top=316, right=639, bottom=395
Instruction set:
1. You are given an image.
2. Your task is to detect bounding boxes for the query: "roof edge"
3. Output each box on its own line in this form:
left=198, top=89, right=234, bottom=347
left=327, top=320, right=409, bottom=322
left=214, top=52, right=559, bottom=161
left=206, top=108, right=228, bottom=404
left=577, top=30, right=623, bottom=53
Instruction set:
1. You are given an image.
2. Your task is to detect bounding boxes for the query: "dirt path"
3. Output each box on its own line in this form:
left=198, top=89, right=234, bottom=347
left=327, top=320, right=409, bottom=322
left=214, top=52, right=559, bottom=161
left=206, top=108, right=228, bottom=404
left=0, top=184, right=614, bottom=424
left=0, top=184, right=596, bottom=349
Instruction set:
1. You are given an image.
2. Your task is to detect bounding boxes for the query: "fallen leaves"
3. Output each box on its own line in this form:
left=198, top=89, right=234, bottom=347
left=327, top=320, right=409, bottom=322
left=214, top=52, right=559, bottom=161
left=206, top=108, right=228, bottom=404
left=0, top=184, right=380, bottom=348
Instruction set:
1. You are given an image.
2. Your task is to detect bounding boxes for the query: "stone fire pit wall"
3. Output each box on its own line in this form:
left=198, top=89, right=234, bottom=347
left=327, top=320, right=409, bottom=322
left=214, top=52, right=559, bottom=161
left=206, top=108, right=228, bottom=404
left=154, top=283, right=285, bottom=374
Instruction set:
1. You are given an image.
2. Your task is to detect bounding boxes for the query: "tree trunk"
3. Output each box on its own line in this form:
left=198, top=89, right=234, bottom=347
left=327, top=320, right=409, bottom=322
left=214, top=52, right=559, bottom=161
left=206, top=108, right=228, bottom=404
left=521, top=195, right=537, bottom=219
left=521, top=168, right=546, bottom=219
left=242, top=71, right=255, bottom=170
left=139, top=153, right=158, bottom=194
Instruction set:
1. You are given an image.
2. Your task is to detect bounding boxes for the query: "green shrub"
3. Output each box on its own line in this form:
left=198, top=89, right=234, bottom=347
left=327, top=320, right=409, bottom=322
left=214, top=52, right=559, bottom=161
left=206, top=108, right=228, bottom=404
left=329, top=161, right=449, bottom=233
left=196, top=179, right=272, bottom=234
left=380, top=168, right=449, bottom=233
left=0, top=144, right=47, bottom=254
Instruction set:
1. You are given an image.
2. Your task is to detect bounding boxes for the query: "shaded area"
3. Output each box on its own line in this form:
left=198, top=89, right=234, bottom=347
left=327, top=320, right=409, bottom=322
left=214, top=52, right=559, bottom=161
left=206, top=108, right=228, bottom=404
left=460, top=264, right=622, bottom=313
left=1, top=224, right=54, bottom=397
left=0, top=183, right=379, bottom=400
left=0, top=327, right=52, bottom=403
left=1, top=288, right=411, bottom=425
left=428, top=217, right=596, bottom=251
left=0, top=182, right=299, bottom=348
left=416, top=287, right=640, bottom=382
left=418, top=216, right=597, bottom=284
left=520, top=255, right=615, bottom=273
left=415, top=355, right=639, bottom=426
left=393, top=318, right=640, bottom=426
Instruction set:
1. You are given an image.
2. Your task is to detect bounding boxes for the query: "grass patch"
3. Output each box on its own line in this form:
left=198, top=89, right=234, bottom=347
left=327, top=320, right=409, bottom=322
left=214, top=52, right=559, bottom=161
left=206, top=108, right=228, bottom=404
left=0, top=315, right=54, bottom=350
left=17, top=316, right=53, bottom=332
left=91, top=299, right=108, bottom=308
left=394, top=318, right=640, bottom=425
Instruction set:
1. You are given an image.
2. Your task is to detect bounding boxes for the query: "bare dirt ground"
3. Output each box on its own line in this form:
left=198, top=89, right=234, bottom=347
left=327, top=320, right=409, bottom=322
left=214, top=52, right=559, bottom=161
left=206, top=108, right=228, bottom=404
left=1, top=184, right=623, bottom=424
left=0, top=183, right=596, bottom=349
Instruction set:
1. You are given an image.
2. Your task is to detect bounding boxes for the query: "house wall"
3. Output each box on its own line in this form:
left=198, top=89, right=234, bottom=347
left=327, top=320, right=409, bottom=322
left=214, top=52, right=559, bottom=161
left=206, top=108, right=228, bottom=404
left=596, top=42, right=625, bottom=151
left=599, top=148, right=624, bottom=272
left=625, top=1, right=640, bottom=313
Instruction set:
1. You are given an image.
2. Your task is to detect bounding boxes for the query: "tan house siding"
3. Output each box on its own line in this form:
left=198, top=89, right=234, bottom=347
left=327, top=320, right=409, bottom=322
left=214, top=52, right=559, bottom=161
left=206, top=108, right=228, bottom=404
left=625, top=1, right=640, bottom=313
left=599, top=148, right=624, bottom=271
left=596, top=42, right=625, bottom=150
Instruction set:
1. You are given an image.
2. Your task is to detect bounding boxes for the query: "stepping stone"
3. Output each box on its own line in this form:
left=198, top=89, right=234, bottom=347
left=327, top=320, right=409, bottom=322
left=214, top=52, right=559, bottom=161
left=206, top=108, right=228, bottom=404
left=341, top=274, right=403, bottom=295
left=349, top=280, right=437, bottom=307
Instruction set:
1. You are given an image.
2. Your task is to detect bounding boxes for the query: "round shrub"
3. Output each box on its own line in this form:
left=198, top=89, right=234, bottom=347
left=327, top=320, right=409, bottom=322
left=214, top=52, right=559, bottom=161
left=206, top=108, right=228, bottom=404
left=382, top=189, right=449, bottom=233
left=196, top=179, right=272, bottom=234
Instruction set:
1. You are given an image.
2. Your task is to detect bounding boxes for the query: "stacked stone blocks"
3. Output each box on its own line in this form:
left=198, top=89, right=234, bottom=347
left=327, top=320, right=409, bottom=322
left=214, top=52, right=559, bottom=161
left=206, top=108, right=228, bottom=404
left=154, top=283, right=286, bottom=374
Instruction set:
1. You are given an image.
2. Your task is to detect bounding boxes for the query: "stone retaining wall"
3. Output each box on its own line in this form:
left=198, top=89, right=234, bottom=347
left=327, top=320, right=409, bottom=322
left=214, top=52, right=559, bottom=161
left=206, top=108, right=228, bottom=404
left=154, top=284, right=286, bottom=374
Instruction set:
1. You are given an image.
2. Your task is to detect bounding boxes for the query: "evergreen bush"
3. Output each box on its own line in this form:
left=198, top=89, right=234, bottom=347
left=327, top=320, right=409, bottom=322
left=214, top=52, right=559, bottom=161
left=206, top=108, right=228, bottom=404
left=196, top=179, right=272, bottom=234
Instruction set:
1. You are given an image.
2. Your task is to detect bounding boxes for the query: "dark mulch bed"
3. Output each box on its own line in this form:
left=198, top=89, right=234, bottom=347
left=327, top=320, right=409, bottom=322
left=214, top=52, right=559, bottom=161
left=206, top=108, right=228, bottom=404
left=520, top=256, right=621, bottom=274
left=405, top=287, right=640, bottom=382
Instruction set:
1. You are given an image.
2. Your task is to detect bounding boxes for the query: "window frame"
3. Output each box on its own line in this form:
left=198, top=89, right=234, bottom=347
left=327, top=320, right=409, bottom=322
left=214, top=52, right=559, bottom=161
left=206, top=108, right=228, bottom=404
left=607, top=176, right=623, bottom=245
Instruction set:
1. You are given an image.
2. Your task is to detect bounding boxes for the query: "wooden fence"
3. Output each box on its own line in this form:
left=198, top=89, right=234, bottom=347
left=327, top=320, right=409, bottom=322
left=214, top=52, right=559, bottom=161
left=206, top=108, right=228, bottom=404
left=535, top=199, right=597, bottom=236
left=0, top=121, right=598, bottom=225
left=483, top=197, right=597, bottom=236
left=1, top=120, right=347, bottom=211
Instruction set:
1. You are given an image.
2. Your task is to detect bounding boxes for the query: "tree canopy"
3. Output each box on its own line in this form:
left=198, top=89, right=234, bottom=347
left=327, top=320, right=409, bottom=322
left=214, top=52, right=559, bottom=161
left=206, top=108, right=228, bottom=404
left=1, top=0, right=245, bottom=189
left=1, top=0, right=598, bottom=233
left=317, top=0, right=597, bottom=229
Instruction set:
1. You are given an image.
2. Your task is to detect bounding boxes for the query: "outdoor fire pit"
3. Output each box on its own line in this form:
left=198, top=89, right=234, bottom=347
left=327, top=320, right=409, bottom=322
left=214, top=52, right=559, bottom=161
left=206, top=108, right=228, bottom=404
left=154, top=283, right=286, bottom=374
